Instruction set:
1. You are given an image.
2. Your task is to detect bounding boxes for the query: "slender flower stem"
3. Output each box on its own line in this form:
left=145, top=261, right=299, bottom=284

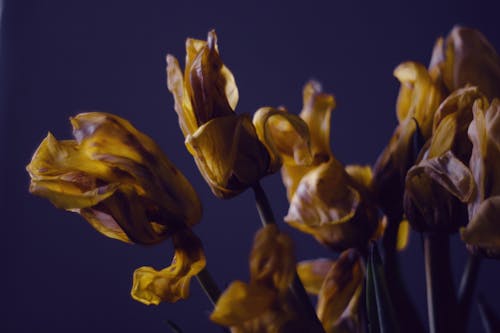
left=195, top=268, right=231, bottom=333
left=382, top=217, right=424, bottom=333
left=252, top=182, right=326, bottom=333
left=458, top=253, right=481, bottom=328
left=423, top=233, right=459, bottom=333
left=196, top=267, right=222, bottom=306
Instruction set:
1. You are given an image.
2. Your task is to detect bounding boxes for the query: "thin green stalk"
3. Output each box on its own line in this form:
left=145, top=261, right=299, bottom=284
left=423, top=233, right=459, bottom=333
left=382, top=217, right=424, bottom=333
left=196, top=267, right=222, bottom=307
left=458, top=253, right=481, bottom=328
left=252, top=182, right=326, bottom=333
left=195, top=267, right=231, bottom=333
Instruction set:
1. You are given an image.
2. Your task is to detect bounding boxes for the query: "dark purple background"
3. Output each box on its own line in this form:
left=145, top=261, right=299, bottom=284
left=2, top=1, right=500, bottom=332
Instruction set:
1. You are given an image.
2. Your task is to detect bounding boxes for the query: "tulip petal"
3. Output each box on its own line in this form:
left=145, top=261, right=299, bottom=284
left=131, top=230, right=206, bottom=304
left=249, top=224, right=295, bottom=294
left=317, top=249, right=363, bottom=332
left=286, top=158, right=360, bottom=228
left=297, top=258, right=335, bottom=295
left=186, top=114, right=269, bottom=198
left=300, top=81, right=336, bottom=162
left=210, top=281, right=276, bottom=326
left=184, top=30, right=236, bottom=126
left=77, top=207, right=132, bottom=243
left=461, top=196, right=500, bottom=249
left=166, top=54, right=197, bottom=137
left=443, top=26, right=500, bottom=100
left=394, top=61, right=443, bottom=138
left=253, top=106, right=313, bottom=173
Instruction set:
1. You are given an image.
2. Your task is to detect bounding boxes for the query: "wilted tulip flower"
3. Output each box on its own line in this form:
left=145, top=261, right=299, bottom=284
left=461, top=99, right=500, bottom=258
left=210, top=225, right=312, bottom=333
left=373, top=62, right=443, bottom=221
left=430, top=26, right=500, bottom=100
left=257, top=81, right=379, bottom=251
left=404, top=88, right=483, bottom=232
left=167, top=31, right=279, bottom=199
left=27, top=112, right=205, bottom=302
left=298, top=250, right=364, bottom=333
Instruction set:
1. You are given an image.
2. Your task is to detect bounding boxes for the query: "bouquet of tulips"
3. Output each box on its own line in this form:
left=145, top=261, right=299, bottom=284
left=26, top=26, right=500, bottom=333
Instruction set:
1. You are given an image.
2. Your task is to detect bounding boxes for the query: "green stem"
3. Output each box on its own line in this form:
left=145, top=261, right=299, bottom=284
left=382, top=217, right=424, bottom=333
left=423, top=233, right=458, bottom=333
left=195, top=267, right=222, bottom=307
left=195, top=267, right=231, bottom=333
left=458, top=253, right=481, bottom=328
left=252, top=182, right=326, bottom=333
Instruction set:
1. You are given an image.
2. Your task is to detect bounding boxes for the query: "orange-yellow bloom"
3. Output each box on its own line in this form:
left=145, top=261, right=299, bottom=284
left=211, top=225, right=310, bottom=333
left=168, top=31, right=274, bottom=198
left=27, top=112, right=202, bottom=243
left=404, top=88, right=482, bottom=233
left=259, top=81, right=379, bottom=251
left=27, top=112, right=206, bottom=302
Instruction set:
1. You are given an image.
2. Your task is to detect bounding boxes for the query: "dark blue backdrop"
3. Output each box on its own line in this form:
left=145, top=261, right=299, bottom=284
left=2, top=1, right=500, bottom=332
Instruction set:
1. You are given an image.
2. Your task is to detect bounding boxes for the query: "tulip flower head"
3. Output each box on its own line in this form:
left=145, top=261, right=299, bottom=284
left=27, top=112, right=206, bottom=303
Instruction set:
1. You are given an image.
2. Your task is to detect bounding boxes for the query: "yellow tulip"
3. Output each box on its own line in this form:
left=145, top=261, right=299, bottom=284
left=403, top=88, right=484, bottom=233
left=461, top=99, right=500, bottom=257
left=27, top=112, right=205, bottom=302
left=168, top=31, right=309, bottom=199
left=211, top=225, right=310, bottom=333
left=260, top=81, right=379, bottom=251
left=27, top=112, right=202, bottom=243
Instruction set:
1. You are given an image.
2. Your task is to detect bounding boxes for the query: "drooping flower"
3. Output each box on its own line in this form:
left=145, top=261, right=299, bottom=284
left=461, top=99, right=500, bottom=257
left=27, top=112, right=205, bottom=302
left=256, top=81, right=379, bottom=251
left=210, top=225, right=311, bottom=333
left=167, top=31, right=310, bottom=199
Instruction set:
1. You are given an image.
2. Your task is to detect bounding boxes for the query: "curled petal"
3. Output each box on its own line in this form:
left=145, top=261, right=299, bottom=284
left=429, top=87, right=487, bottom=161
left=253, top=106, right=313, bottom=173
left=286, top=158, right=360, bottom=229
left=131, top=230, right=206, bottom=304
left=345, top=164, right=373, bottom=194
left=317, top=249, right=363, bottom=332
left=210, top=281, right=276, bottom=327
left=166, top=54, right=197, bottom=137
left=404, top=151, right=474, bottom=232
left=300, top=81, right=336, bottom=162
left=184, top=30, right=237, bottom=126
left=461, top=196, right=500, bottom=258
left=394, top=62, right=443, bottom=138
left=249, top=224, right=295, bottom=294
left=297, top=258, right=334, bottom=295
left=186, top=114, right=270, bottom=198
